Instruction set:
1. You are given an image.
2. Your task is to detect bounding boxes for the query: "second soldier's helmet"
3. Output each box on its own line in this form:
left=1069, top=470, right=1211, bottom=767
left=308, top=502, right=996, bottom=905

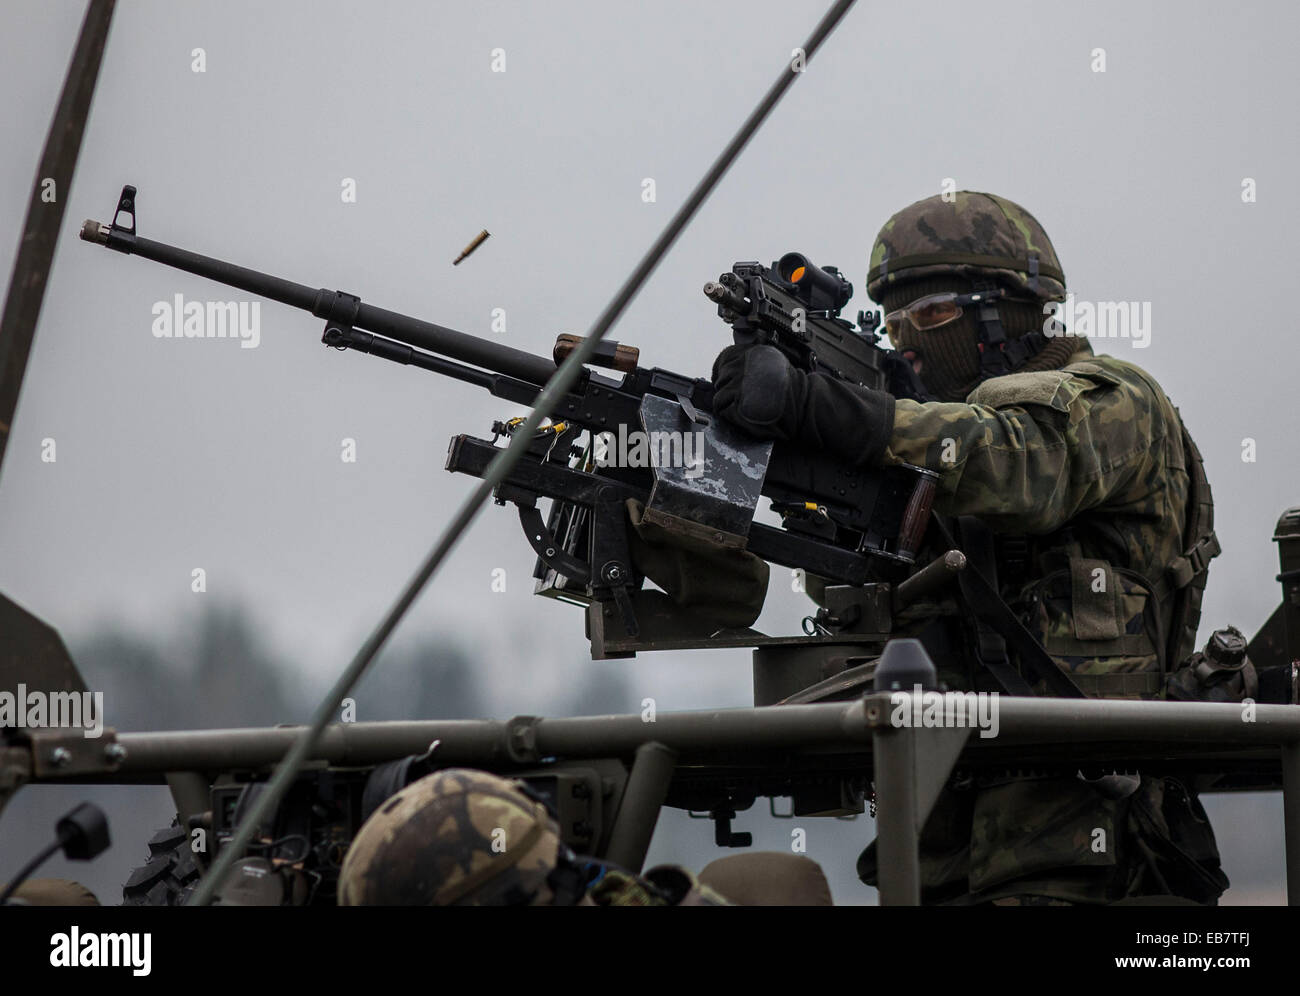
left=337, top=768, right=570, bottom=906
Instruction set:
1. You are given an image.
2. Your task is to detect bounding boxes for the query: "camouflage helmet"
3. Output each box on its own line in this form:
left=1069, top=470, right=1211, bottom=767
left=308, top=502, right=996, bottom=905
left=337, top=768, right=565, bottom=906
left=866, top=191, right=1066, bottom=304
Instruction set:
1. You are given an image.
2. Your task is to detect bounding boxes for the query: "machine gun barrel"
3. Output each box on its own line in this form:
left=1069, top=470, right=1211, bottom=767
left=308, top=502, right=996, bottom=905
left=80, top=198, right=560, bottom=388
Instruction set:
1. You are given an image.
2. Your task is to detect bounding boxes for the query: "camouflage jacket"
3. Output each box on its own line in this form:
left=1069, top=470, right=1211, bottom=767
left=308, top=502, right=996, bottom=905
left=880, top=342, right=1190, bottom=697
left=864, top=343, right=1230, bottom=904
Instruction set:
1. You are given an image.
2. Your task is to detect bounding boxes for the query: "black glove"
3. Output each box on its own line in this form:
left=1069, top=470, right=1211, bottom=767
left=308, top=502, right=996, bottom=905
left=710, top=344, right=896, bottom=466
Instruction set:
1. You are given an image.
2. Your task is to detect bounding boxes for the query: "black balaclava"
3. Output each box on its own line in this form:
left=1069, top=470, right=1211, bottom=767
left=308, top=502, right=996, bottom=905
left=881, top=275, right=1081, bottom=402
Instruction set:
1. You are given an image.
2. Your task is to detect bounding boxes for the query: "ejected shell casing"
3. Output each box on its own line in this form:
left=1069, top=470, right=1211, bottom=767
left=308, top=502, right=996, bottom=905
left=453, top=229, right=490, bottom=265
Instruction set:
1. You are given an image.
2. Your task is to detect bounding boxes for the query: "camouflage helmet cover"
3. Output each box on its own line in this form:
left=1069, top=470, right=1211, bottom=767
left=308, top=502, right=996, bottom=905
left=337, top=767, right=563, bottom=906
left=866, top=191, right=1066, bottom=304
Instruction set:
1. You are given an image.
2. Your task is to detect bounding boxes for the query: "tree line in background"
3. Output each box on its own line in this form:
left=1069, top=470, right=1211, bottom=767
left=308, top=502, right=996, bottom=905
left=70, top=601, right=631, bottom=730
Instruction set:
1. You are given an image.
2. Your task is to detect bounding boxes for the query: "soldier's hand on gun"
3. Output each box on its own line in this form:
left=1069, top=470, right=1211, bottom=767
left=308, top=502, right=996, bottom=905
left=711, top=344, right=896, bottom=466
left=711, top=344, right=805, bottom=441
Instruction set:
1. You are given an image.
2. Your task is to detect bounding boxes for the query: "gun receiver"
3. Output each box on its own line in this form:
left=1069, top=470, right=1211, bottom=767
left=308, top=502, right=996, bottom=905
left=705, top=252, right=927, bottom=400
left=82, top=185, right=937, bottom=648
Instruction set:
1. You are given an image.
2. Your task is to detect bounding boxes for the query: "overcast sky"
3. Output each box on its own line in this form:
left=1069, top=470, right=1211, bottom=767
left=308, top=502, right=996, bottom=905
left=3, top=0, right=1298, bottom=903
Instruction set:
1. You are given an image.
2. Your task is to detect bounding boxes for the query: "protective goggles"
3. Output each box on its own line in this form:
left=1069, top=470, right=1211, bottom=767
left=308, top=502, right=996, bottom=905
left=882, top=289, right=1007, bottom=345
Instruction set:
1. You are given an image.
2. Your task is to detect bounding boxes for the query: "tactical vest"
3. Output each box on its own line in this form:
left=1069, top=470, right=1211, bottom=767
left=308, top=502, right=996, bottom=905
left=991, top=405, right=1219, bottom=696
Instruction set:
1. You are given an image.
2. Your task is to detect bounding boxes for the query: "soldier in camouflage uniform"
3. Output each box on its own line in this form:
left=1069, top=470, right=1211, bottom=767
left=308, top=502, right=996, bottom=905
left=710, top=191, right=1228, bottom=905
left=338, top=768, right=729, bottom=906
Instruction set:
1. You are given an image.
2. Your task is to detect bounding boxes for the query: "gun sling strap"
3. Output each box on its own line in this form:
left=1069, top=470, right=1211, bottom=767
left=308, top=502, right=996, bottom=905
left=936, top=514, right=1086, bottom=699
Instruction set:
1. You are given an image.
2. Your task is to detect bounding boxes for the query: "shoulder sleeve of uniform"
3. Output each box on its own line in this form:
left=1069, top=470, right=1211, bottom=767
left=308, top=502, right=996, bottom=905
left=883, top=356, right=1167, bottom=530
left=967, top=368, right=1077, bottom=413
left=967, top=359, right=1127, bottom=419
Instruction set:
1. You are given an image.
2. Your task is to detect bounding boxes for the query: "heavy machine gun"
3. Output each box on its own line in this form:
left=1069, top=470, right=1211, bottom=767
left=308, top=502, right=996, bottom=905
left=81, top=185, right=938, bottom=660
